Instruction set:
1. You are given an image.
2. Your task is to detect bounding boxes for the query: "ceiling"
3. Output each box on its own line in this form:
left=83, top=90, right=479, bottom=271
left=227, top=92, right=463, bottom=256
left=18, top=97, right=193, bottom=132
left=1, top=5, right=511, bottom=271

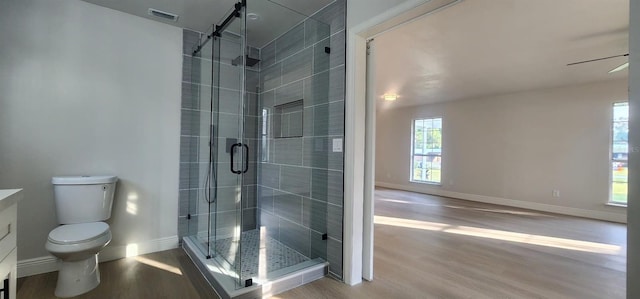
left=81, top=0, right=334, bottom=47
left=374, top=0, right=630, bottom=109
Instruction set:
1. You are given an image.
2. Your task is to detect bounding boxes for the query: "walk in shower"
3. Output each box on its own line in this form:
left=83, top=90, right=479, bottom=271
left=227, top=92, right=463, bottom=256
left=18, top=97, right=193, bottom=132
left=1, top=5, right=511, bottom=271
left=178, top=0, right=346, bottom=297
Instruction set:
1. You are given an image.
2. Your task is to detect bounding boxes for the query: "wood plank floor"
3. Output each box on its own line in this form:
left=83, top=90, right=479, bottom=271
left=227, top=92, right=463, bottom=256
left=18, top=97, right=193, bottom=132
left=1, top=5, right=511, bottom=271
left=18, top=188, right=626, bottom=298
left=277, top=188, right=626, bottom=299
left=17, top=248, right=218, bottom=299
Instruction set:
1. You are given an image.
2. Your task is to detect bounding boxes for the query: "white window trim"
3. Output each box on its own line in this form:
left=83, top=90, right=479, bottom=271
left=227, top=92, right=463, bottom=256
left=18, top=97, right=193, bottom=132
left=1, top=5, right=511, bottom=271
left=260, top=108, right=270, bottom=162
left=409, top=117, right=443, bottom=185
left=608, top=102, right=628, bottom=207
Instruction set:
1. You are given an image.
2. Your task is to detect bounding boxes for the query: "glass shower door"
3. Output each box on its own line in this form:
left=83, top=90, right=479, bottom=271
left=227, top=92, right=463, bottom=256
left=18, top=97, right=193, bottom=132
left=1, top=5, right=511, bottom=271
left=182, top=1, right=347, bottom=295
left=187, top=35, right=217, bottom=260
left=210, top=3, right=247, bottom=288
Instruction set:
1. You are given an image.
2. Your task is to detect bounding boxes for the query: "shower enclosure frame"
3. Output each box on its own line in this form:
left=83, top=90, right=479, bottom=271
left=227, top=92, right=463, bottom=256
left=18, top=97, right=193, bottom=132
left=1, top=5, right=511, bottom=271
left=181, top=0, right=345, bottom=297
left=186, top=0, right=250, bottom=290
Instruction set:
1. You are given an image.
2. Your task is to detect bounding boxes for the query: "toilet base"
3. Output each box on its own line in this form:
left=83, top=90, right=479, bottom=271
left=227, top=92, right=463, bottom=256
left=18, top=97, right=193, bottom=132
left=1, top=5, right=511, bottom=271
left=54, top=254, right=101, bottom=298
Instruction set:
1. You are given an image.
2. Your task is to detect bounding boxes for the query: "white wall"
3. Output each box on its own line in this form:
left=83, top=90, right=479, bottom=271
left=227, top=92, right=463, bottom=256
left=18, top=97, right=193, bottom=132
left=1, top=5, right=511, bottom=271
left=0, top=0, right=182, bottom=267
left=376, top=79, right=628, bottom=222
left=344, top=0, right=423, bottom=285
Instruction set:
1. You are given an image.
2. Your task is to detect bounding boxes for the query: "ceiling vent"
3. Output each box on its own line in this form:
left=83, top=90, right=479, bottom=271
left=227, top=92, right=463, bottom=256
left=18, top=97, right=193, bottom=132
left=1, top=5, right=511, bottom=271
left=147, top=8, right=179, bottom=22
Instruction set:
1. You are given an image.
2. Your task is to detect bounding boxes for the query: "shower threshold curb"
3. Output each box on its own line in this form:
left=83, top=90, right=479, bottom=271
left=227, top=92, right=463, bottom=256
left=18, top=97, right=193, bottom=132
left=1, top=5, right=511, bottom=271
left=182, top=237, right=328, bottom=299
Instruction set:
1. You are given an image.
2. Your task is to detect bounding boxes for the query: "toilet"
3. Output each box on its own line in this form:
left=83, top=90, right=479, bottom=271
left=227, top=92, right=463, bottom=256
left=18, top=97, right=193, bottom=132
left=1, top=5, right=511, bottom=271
left=45, top=175, right=118, bottom=298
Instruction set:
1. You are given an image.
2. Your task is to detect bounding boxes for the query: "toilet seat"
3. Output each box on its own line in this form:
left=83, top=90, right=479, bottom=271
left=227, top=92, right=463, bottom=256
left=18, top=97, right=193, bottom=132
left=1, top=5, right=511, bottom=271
left=48, top=222, right=110, bottom=245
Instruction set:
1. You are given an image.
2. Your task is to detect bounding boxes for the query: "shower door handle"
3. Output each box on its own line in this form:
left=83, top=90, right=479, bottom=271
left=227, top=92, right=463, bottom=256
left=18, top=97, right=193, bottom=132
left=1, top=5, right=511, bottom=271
left=242, top=144, right=249, bottom=173
left=230, top=143, right=242, bottom=174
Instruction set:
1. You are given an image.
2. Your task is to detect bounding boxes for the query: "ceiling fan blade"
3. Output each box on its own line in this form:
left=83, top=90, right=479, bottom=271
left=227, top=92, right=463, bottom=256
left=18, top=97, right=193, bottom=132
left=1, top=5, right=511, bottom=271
left=609, top=62, right=629, bottom=73
left=567, top=53, right=629, bottom=66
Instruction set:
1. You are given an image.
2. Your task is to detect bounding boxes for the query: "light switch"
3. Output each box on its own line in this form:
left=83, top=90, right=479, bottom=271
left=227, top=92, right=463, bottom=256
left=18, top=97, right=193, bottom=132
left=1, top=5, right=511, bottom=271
left=332, top=138, right=343, bottom=152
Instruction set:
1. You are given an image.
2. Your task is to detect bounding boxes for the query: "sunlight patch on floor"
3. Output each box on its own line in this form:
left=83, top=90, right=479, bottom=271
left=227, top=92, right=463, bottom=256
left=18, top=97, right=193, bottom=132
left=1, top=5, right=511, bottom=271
left=134, top=256, right=183, bottom=275
left=261, top=282, right=276, bottom=299
left=374, top=215, right=621, bottom=255
left=377, top=197, right=549, bottom=217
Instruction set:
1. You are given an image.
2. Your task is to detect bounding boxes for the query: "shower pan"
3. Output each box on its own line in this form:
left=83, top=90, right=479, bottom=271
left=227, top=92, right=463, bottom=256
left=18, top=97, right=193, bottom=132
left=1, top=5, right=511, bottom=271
left=179, top=0, right=347, bottom=297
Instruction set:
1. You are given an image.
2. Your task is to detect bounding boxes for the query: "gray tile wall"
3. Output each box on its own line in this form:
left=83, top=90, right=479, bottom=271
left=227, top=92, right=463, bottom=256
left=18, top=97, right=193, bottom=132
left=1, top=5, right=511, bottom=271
left=256, top=0, right=346, bottom=279
left=179, top=0, right=345, bottom=280
left=179, top=29, right=204, bottom=241
left=274, top=100, right=304, bottom=138
left=179, top=29, right=259, bottom=242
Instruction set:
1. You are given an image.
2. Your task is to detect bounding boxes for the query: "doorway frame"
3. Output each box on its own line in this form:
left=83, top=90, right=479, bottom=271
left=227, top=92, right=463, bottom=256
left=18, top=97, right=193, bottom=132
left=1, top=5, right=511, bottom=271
left=344, top=1, right=639, bottom=297
left=343, top=0, right=464, bottom=285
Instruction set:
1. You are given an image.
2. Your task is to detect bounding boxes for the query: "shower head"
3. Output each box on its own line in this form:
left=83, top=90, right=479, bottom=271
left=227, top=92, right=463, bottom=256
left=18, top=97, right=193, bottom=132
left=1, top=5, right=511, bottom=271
left=232, top=55, right=261, bottom=67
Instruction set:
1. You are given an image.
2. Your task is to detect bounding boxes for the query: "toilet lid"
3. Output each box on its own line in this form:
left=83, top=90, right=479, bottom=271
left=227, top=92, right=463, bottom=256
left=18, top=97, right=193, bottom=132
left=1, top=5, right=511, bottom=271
left=48, top=222, right=110, bottom=245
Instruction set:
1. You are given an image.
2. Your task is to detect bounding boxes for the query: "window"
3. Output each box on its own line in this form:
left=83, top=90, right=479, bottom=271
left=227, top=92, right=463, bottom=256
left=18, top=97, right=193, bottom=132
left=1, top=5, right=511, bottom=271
left=261, top=108, right=270, bottom=162
left=610, top=102, right=628, bottom=205
left=411, top=118, right=442, bottom=184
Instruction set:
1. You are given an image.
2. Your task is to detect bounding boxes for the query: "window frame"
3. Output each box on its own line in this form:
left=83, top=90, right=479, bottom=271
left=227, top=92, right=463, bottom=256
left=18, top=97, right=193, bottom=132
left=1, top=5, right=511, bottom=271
left=410, top=117, right=443, bottom=185
left=260, top=108, right=270, bottom=162
left=609, top=102, right=628, bottom=206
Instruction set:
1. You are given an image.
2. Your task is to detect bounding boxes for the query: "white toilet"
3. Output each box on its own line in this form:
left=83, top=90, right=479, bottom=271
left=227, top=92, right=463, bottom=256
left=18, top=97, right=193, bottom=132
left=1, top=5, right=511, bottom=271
left=46, top=175, right=118, bottom=298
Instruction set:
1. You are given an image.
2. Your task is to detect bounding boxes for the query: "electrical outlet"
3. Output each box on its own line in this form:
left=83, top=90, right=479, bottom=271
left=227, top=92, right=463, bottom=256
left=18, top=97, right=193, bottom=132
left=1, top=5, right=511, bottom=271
left=552, top=190, right=560, bottom=198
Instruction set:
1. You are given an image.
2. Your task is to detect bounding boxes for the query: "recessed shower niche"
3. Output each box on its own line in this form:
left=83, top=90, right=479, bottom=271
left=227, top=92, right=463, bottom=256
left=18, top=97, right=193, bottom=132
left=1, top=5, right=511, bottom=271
left=178, top=0, right=346, bottom=297
left=274, top=100, right=304, bottom=138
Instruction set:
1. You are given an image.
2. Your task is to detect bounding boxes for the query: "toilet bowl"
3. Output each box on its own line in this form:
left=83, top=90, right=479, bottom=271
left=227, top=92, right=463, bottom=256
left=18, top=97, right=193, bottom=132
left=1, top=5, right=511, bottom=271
left=46, top=222, right=112, bottom=298
left=47, top=175, right=117, bottom=298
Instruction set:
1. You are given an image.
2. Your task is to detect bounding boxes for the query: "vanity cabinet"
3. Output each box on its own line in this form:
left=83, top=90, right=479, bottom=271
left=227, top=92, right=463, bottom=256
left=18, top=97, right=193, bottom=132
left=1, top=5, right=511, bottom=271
left=0, top=189, right=22, bottom=299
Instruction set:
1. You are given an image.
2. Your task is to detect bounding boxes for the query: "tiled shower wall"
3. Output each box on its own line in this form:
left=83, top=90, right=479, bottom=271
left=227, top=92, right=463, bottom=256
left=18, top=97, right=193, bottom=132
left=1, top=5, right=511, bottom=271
left=257, top=0, right=346, bottom=279
left=177, top=0, right=346, bottom=280
left=178, top=29, right=205, bottom=239
left=179, top=30, right=259, bottom=240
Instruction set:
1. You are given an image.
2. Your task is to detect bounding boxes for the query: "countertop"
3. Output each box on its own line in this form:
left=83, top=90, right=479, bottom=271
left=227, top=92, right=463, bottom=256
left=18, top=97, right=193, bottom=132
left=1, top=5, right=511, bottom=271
left=0, top=189, right=22, bottom=212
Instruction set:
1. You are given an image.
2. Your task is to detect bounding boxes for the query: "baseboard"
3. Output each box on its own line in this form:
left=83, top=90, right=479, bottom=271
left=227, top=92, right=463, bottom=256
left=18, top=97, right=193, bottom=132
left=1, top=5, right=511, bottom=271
left=375, top=182, right=627, bottom=223
left=17, top=256, right=58, bottom=278
left=17, top=235, right=179, bottom=278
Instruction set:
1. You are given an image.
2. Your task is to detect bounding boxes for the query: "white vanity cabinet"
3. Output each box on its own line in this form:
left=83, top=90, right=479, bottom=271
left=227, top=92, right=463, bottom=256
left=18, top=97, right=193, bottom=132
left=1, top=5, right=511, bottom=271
left=0, top=189, right=22, bottom=299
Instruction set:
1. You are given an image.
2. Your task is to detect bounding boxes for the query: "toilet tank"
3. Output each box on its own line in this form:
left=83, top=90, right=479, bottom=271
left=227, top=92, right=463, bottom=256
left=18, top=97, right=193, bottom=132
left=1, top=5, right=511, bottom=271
left=51, top=176, right=118, bottom=224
